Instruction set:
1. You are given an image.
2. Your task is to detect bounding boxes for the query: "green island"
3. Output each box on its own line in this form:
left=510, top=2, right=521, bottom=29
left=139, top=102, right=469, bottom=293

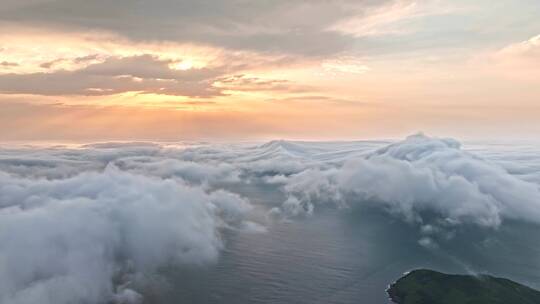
left=387, top=269, right=540, bottom=304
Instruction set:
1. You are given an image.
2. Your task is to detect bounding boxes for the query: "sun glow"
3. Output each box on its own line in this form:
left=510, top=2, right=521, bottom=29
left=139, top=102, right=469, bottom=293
left=170, top=60, right=195, bottom=71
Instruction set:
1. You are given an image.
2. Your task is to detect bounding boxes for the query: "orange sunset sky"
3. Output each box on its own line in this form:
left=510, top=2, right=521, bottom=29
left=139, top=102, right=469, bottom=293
left=0, top=0, right=539, bottom=141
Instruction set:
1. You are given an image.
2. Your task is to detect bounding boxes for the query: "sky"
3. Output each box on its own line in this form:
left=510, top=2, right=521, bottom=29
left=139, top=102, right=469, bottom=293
left=0, top=0, right=539, bottom=141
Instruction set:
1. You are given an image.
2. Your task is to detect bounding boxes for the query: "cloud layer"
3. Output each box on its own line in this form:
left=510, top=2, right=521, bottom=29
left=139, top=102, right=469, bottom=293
left=1, top=134, right=540, bottom=303
left=277, top=134, right=540, bottom=250
left=0, top=0, right=392, bottom=56
left=0, top=149, right=259, bottom=304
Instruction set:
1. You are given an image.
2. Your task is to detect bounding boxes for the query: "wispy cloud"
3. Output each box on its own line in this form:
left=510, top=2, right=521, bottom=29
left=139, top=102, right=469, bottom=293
left=496, top=34, right=540, bottom=66
left=327, top=0, right=461, bottom=37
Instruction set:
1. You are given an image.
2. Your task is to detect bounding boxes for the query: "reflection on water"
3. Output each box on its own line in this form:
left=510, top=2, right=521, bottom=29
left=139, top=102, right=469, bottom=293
left=144, top=206, right=540, bottom=304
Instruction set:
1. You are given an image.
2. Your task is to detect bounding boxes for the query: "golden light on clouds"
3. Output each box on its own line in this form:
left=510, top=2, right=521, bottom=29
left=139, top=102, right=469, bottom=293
left=0, top=26, right=227, bottom=74
left=0, top=0, right=539, bottom=140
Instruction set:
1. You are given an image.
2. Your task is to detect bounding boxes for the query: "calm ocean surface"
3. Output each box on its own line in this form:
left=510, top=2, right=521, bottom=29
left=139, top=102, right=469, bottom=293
left=144, top=206, right=540, bottom=304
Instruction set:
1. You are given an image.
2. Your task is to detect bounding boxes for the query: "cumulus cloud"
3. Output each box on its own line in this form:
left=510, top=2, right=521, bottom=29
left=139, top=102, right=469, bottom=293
left=146, top=135, right=540, bottom=246
left=279, top=134, right=540, bottom=233
left=114, top=157, right=241, bottom=186
left=0, top=163, right=258, bottom=304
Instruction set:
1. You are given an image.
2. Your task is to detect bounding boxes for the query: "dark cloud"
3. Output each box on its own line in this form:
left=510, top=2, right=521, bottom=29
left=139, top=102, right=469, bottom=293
left=0, top=55, right=225, bottom=97
left=0, top=0, right=391, bottom=56
left=39, top=55, right=101, bottom=69
left=215, top=74, right=298, bottom=92
left=39, top=58, right=64, bottom=69
left=0, top=54, right=314, bottom=97
left=0, top=61, right=19, bottom=67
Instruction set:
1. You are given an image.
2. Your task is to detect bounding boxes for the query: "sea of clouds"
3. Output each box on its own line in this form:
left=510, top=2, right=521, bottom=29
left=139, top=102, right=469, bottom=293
left=1, top=134, right=539, bottom=304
